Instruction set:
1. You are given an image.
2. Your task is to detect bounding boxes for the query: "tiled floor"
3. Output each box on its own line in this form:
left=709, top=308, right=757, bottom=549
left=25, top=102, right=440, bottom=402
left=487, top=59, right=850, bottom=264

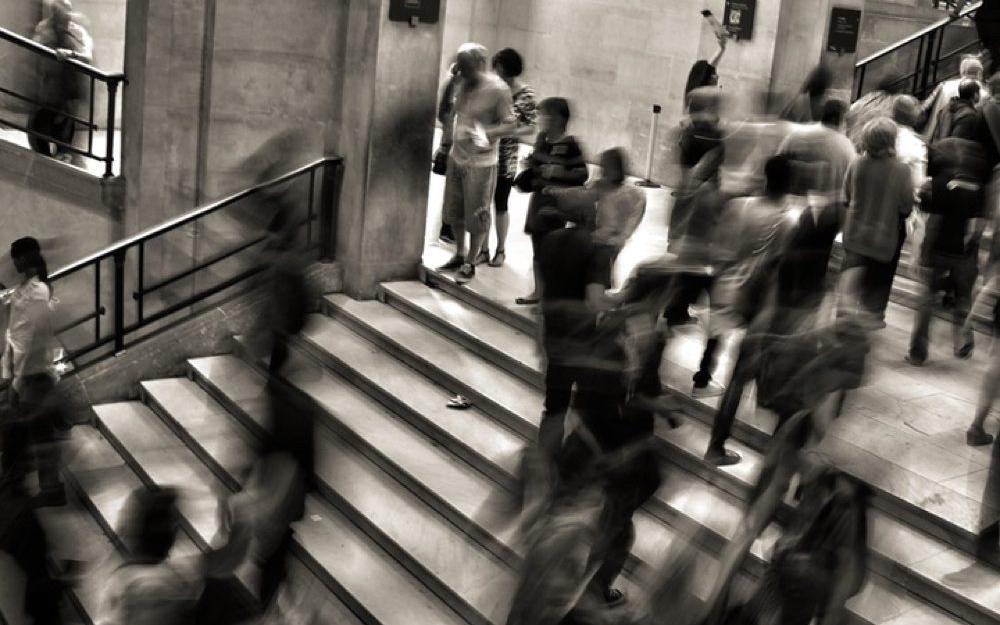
left=421, top=150, right=1000, bottom=530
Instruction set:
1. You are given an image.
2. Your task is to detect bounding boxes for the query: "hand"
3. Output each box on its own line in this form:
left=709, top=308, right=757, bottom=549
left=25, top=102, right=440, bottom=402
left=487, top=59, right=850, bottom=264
left=55, top=48, right=74, bottom=62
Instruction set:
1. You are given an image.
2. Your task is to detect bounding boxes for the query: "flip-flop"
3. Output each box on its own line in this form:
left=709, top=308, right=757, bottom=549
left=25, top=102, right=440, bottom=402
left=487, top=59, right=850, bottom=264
left=447, top=394, right=472, bottom=410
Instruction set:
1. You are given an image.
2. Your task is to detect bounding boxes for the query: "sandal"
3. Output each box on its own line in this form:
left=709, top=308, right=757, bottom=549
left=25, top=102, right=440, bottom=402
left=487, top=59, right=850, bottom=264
left=447, top=394, right=472, bottom=410
left=474, top=250, right=490, bottom=266
left=489, top=250, right=506, bottom=267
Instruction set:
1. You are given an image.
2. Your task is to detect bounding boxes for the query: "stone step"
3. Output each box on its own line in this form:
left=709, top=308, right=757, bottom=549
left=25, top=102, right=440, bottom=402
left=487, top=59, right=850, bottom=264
left=394, top=276, right=995, bottom=554
left=145, top=375, right=517, bottom=625
left=91, top=397, right=463, bottom=625
left=320, top=291, right=996, bottom=625
left=199, top=349, right=742, bottom=608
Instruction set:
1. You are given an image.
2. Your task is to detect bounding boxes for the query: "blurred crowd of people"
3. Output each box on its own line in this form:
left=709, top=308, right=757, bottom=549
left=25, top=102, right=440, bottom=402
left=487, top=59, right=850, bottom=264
left=432, top=10, right=1000, bottom=625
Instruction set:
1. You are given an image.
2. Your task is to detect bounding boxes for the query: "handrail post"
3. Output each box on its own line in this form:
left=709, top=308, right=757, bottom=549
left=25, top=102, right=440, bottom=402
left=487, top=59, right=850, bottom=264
left=104, top=79, right=119, bottom=178
left=920, top=30, right=938, bottom=98
left=318, top=160, right=342, bottom=261
left=113, top=248, right=126, bottom=353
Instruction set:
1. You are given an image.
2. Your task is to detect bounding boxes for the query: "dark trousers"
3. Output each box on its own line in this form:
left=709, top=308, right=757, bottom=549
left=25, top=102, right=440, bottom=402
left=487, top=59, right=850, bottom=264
left=843, top=221, right=906, bottom=321
left=2, top=374, right=63, bottom=492
left=1, top=492, right=64, bottom=625
left=665, top=272, right=720, bottom=385
left=540, top=361, right=580, bottom=458
left=495, top=175, right=513, bottom=215
left=909, top=252, right=977, bottom=361
left=259, top=529, right=293, bottom=608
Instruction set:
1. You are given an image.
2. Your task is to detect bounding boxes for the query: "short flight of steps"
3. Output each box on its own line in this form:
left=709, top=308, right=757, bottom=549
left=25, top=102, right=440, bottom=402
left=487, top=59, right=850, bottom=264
left=329, top=273, right=1000, bottom=625
left=64, top=278, right=997, bottom=625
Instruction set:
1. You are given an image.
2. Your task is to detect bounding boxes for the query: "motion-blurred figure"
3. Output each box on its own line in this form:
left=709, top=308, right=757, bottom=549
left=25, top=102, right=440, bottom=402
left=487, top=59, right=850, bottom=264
left=705, top=156, right=799, bottom=466
left=952, top=2, right=1000, bottom=75
left=98, top=487, right=203, bottom=625
left=846, top=74, right=904, bottom=147
left=906, top=135, right=988, bottom=366
left=29, top=0, right=93, bottom=163
left=0, top=236, right=66, bottom=508
left=838, top=118, right=914, bottom=324
left=0, top=471, right=66, bottom=625
left=542, top=148, right=646, bottom=264
left=921, top=56, right=986, bottom=143
left=781, top=64, right=833, bottom=124
left=683, top=10, right=728, bottom=109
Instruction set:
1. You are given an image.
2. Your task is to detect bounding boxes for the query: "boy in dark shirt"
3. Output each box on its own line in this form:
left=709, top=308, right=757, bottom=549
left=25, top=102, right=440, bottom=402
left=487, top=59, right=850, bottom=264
left=516, top=98, right=589, bottom=305
left=907, top=137, right=989, bottom=366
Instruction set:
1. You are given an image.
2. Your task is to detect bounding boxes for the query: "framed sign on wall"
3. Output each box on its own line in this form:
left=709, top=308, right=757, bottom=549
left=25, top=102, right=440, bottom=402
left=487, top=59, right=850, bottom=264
left=389, top=0, right=440, bottom=24
left=827, top=7, right=862, bottom=53
left=723, top=0, right=756, bottom=41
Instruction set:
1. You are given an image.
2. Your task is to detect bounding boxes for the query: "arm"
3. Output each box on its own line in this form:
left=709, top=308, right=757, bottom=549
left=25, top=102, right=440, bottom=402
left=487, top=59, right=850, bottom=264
left=709, top=37, right=727, bottom=67
left=484, top=88, right=517, bottom=142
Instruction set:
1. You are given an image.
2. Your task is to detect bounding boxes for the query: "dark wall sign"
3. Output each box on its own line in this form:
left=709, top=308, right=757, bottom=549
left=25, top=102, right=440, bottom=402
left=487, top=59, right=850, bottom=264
left=827, top=7, right=862, bottom=53
left=723, top=0, right=756, bottom=41
left=389, top=0, right=440, bottom=24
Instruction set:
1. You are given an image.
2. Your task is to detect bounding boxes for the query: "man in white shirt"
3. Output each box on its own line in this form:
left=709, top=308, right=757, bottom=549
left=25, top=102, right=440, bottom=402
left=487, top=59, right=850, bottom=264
left=893, top=95, right=929, bottom=195
left=437, top=44, right=516, bottom=284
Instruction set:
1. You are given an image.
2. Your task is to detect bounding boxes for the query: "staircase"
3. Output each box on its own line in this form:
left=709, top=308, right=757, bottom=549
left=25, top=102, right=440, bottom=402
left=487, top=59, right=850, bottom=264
left=43, top=264, right=1000, bottom=625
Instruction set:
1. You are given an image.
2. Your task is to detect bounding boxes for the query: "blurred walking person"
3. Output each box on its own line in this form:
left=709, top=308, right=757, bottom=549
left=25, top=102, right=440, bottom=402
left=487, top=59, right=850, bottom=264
left=906, top=135, right=989, bottom=366
left=29, top=0, right=93, bottom=164
left=838, top=118, right=914, bottom=324
left=704, top=156, right=799, bottom=466
left=952, top=2, right=1000, bottom=75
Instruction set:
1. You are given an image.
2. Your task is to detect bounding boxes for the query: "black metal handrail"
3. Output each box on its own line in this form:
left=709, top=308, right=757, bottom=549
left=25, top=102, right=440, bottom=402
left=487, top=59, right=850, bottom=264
left=0, top=25, right=125, bottom=177
left=854, top=1, right=981, bottom=100
left=49, top=155, right=344, bottom=364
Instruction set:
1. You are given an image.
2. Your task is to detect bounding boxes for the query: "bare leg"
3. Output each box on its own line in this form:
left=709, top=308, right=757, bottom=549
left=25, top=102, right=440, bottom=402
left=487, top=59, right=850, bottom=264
left=453, top=224, right=468, bottom=259
left=971, top=354, right=1000, bottom=434
left=467, top=232, right=486, bottom=264
left=496, top=211, right=510, bottom=255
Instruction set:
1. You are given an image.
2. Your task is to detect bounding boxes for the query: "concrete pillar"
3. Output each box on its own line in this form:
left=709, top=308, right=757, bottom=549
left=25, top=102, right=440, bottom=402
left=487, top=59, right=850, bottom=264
left=769, top=0, right=866, bottom=105
left=336, top=0, right=449, bottom=298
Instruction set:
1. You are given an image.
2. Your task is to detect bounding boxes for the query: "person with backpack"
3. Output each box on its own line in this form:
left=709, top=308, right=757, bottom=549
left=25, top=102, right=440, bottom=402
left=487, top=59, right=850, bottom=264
left=906, top=135, right=990, bottom=366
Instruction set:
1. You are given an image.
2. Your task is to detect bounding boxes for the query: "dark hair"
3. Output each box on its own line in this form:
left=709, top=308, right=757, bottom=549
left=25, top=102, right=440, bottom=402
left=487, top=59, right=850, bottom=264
left=601, top=148, right=628, bottom=184
left=685, top=60, right=718, bottom=99
left=803, top=64, right=832, bottom=97
left=821, top=99, right=847, bottom=127
left=121, top=487, right=179, bottom=563
left=10, top=236, right=49, bottom=285
left=538, top=97, right=571, bottom=122
left=959, top=79, right=981, bottom=102
left=492, top=48, right=524, bottom=78
left=764, top=155, right=792, bottom=196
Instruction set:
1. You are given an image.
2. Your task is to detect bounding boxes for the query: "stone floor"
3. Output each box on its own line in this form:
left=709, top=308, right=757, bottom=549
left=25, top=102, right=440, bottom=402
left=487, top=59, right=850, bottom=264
left=0, top=121, right=121, bottom=177
left=421, top=157, right=1000, bottom=534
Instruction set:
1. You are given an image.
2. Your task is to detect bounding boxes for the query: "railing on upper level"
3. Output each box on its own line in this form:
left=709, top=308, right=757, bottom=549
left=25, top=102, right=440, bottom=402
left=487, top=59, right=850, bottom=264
left=0, top=25, right=125, bottom=178
left=854, top=1, right=982, bottom=100
left=49, top=156, right=344, bottom=367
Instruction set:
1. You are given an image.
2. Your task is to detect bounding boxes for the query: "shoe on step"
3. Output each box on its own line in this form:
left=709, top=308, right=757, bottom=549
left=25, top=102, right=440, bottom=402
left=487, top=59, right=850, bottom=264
left=438, top=255, right=463, bottom=271
left=474, top=250, right=490, bottom=266
left=704, top=448, right=741, bottom=466
left=967, top=427, right=994, bottom=447
left=604, top=587, right=627, bottom=608
left=692, top=381, right=725, bottom=399
left=456, top=263, right=476, bottom=284
left=489, top=250, right=506, bottom=267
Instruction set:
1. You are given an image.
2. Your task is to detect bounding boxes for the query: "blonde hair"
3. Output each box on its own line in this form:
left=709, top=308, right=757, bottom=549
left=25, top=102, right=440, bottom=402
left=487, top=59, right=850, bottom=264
left=860, top=117, right=897, bottom=158
left=960, top=56, right=984, bottom=80
left=457, top=43, right=489, bottom=70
